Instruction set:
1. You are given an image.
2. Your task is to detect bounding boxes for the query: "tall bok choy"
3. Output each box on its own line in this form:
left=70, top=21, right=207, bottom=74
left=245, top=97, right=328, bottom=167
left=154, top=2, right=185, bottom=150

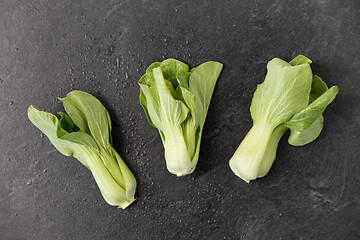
left=229, top=55, right=339, bottom=182
left=139, top=59, right=223, bottom=176
left=28, top=91, right=136, bottom=208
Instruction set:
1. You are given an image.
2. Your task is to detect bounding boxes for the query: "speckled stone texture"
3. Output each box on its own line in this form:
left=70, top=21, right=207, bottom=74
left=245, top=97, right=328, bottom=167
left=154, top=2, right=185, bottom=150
left=1, top=0, right=359, bottom=239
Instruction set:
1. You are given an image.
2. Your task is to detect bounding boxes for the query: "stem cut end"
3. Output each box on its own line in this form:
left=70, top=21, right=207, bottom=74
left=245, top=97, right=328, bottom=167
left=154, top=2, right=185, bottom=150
left=118, top=197, right=136, bottom=209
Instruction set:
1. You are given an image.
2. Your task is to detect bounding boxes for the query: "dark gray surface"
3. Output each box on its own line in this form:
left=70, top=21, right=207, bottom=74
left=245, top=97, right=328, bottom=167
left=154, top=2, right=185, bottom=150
left=1, top=0, right=360, bottom=239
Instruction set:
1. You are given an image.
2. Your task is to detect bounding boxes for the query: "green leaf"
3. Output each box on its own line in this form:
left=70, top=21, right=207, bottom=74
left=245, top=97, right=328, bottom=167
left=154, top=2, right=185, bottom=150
left=289, top=55, right=312, bottom=66
left=176, top=70, right=190, bottom=89
left=58, top=112, right=80, bottom=133
left=288, top=115, right=324, bottom=146
left=28, top=105, right=94, bottom=169
left=309, top=75, right=328, bottom=103
left=250, top=57, right=313, bottom=127
left=153, top=67, right=189, bottom=127
left=146, top=62, right=161, bottom=74
left=138, top=73, right=153, bottom=87
left=61, top=91, right=112, bottom=149
left=160, top=58, right=189, bottom=74
left=284, top=86, right=339, bottom=132
left=187, top=61, right=223, bottom=126
left=159, top=58, right=189, bottom=86
left=139, top=84, right=163, bottom=130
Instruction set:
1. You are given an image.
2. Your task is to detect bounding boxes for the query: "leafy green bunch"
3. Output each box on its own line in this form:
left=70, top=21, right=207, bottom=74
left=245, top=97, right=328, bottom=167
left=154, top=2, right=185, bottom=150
left=139, top=59, right=223, bottom=176
left=28, top=91, right=136, bottom=208
left=229, top=55, right=339, bottom=182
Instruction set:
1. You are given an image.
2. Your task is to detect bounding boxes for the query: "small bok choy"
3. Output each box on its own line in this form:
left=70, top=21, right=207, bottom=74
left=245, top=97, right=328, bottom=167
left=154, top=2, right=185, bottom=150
left=139, top=59, right=223, bottom=176
left=229, top=55, right=339, bottom=183
left=28, top=91, right=136, bottom=208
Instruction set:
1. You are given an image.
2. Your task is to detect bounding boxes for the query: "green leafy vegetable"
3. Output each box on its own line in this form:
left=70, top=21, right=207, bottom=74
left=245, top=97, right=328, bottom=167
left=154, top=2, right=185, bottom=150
left=27, top=91, right=136, bottom=208
left=139, top=59, right=223, bottom=176
left=229, top=55, right=339, bottom=182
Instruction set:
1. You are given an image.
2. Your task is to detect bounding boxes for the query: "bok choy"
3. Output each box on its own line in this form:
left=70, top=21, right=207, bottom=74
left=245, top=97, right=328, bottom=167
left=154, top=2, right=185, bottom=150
left=28, top=91, right=136, bottom=208
left=139, top=59, right=223, bottom=176
left=229, top=55, right=339, bottom=183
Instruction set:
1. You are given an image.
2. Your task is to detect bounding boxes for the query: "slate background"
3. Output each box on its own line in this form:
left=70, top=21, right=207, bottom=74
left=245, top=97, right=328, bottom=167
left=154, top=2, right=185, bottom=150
left=1, top=0, right=360, bottom=239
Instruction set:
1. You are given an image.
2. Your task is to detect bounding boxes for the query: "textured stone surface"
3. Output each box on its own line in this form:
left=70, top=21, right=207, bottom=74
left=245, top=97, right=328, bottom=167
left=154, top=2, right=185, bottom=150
left=1, top=0, right=360, bottom=239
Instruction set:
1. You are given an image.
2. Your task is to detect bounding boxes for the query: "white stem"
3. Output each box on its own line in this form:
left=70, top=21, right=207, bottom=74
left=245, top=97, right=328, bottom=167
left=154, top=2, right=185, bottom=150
left=229, top=122, right=273, bottom=182
left=163, top=126, right=195, bottom=176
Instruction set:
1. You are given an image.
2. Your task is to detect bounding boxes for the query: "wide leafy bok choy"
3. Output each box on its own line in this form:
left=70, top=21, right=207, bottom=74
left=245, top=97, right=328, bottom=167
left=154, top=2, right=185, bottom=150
left=139, top=59, right=223, bottom=176
left=229, top=55, right=339, bottom=183
left=28, top=91, right=136, bottom=208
